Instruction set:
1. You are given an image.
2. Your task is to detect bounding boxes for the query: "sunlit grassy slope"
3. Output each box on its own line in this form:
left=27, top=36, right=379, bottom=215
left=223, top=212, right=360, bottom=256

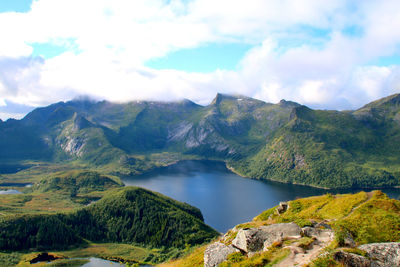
left=164, top=191, right=400, bottom=267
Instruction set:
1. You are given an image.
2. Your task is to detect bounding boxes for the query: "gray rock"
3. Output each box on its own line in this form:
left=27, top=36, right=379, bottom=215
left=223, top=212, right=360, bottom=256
left=333, top=251, right=375, bottom=267
left=232, top=228, right=265, bottom=253
left=359, top=242, right=400, bottom=267
left=314, top=221, right=332, bottom=230
left=276, top=202, right=289, bottom=214
left=302, top=226, right=320, bottom=238
left=232, top=223, right=301, bottom=253
left=343, top=232, right=356, bottom=247
left=204, top=242, right=239, bottom=267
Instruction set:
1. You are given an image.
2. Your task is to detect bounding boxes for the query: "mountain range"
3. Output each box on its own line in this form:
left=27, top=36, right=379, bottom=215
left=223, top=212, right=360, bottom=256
left=1, top=93, right=400, bottom=189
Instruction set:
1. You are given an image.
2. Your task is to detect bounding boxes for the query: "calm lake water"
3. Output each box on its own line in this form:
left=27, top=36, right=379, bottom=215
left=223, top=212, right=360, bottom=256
left=0, top=189, right=22, bottom=194
left=122, top=160, right=400, bottom=232
left=80, top=257, right=125, bottom=267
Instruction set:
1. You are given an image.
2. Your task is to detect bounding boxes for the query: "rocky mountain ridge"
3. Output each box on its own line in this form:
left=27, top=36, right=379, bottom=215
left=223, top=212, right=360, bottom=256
left=1, top=93, right=400, bottom=189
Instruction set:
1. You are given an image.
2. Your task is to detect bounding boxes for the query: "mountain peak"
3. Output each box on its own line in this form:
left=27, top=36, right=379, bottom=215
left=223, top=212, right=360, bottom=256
left=178, top=98, right=200, bottom=107
left=210, top=93, right=224, bottom=105
left=279, top=99, right=301, bottom=108
left=72, top=113, right=93, bottom=131
left=210, top=93, right=260, bottom=106
left=354, top=93, right=400, bottom=117
left=365, top=93, right=400, bottom=108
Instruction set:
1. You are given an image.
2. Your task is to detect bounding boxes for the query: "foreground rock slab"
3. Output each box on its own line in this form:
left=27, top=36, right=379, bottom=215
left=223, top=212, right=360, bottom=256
left=232, top=223, right=301, bottom=253
left=359, top=242, right=400, bottom=267
left=204, top=242, right=239, bottom=267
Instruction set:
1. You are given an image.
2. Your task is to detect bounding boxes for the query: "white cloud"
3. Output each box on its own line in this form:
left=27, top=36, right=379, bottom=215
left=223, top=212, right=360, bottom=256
left=0, top=0, right=400, bottom=118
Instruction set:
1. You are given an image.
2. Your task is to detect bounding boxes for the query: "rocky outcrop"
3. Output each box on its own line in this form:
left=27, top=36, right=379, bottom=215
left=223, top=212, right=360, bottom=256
left=333, top=251, right=374, bottom=267
left=204, top=242, right=239, bottom=267
left=276, top=202, right=289, bottom=214
left=333, top=242, right=400, bottom=267
left=232, top=223, right=301, bottom=253
left=301, top=226, right=335, bottom=241
left=359, top=242, right=400, bottom=267
left=60, top=135, right=86, bottom=157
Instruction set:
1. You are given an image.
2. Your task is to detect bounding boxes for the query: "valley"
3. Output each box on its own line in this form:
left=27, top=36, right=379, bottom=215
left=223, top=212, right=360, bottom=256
left=1, top=93, right=400, bottom=266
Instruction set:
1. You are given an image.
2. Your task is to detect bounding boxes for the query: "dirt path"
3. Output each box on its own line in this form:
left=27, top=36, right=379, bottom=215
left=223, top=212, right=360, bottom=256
left=275, top=229, right=334, bottom=267
left=342, top=191, right=374, bottom=220
left=275, top=192, right=375, bottom=266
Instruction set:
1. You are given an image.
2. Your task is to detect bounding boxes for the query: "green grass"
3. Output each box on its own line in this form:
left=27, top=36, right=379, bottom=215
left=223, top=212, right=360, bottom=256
left=159, top=191, right=400, bottom=267
left=219, top=246, right=290, bottom=267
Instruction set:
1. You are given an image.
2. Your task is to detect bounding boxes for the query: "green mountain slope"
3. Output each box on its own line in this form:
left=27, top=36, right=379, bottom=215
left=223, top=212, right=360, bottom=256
left=0, top=187, right=218, bottom=251
left=1, top=93, right=400, bottom=188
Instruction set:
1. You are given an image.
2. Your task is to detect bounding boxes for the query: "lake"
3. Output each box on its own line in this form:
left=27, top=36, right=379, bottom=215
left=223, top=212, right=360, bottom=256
left=0, top=189, right=22, bottom=195
left=122, top=160, right=400, bottom=232
left=0, top=164, right=32, bottom=174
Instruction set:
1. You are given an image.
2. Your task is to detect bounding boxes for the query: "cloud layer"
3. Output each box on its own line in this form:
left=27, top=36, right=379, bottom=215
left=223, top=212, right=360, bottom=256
left=0, top=0, right=400, bottom=119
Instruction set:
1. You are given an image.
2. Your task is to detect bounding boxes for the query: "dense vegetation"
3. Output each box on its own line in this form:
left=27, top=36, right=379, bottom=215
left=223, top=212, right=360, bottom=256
left=1, top=93, right=400, bottom=189
left=0, top=187, right=218, bottom=251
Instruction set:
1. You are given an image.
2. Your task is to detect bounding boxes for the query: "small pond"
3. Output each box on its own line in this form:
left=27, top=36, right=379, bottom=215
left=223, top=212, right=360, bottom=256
left=0, top=189, right=22, bottom=194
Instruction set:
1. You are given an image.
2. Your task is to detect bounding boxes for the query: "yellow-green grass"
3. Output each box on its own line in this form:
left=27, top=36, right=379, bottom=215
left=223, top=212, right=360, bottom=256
left=158, top=245, right=207, bottom=267
left=270, top=192, right=369, bottom=223
left=0, top=192, right=82, bottom=216
left=159, top=191, right=400, bottom=266
left=0, top=252, right=25, bottom=266
left=334, top=191, right=400, bottom=244
left=60, top=243, right=151, bottom=263
left=219, top=246, right=290, bottom=267
left=316, top=192, right=368, bottom=219
left=13, top=243, right=155, bottom=267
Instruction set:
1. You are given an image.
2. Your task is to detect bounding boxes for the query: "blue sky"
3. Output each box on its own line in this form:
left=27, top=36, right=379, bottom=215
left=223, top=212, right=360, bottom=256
left=0, top=0, right=399, bottom=119
left=145, top=43, right=253, bottom=72
left=0, top=0, right=32, bottom=13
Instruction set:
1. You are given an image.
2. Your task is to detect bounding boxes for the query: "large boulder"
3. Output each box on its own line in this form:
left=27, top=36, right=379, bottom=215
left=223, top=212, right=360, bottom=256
left=204, top=242, right=239, bottom=267
left=276, top=202, right=289, bottom=214
left=232, top=223, right=301, bottom=253
left=301, top=226, right=335, bottom=243
left=359, top=242, right=400, bottom=267
left=333, top=251, right=374, bottom=267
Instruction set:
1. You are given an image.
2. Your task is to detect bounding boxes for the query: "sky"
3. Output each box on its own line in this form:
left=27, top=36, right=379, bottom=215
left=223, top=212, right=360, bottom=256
left=0, top=0, right=400, bottom=119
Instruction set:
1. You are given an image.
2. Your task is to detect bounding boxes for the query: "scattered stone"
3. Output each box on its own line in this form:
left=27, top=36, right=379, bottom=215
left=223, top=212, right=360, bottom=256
left=314, top=221, right=332, bottom=230
left=204, top=242, right=239, bottom=267
left=276, top=202, right=289, bottom=214
left=343, top=232, right=356, bottom=247
left=301, top=226, right=334, bottom=242
left=232, top=223, right=301, bottom=253
left=359, top=242, right=400, bottom=267
left=302, top=226, right=320, bottom=238
left=333, top=251, right=373, bottom=267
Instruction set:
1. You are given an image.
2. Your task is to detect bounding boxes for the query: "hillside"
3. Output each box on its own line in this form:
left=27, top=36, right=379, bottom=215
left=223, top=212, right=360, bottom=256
left=163, top=191, right=400, bottom=266
left=1, top=93, right=400, bottom=188
left=0, top=187, right=218, bottom=264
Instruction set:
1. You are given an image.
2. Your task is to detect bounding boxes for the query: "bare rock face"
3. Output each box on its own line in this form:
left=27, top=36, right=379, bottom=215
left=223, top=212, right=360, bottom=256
left=301, top=226, right=335, bottom=241
left=232, top=228, right=265, bottom=253
left=232, top=223, right=301, bottom=253
left=343, top=232, right=356, bottom=248
left=359, top=242, right=400, bottom=267
left=204, top=242, right=239, bottom=267
left=276, top=202, right=289, bottom=214
left=333, top=251, right=374, bottom=267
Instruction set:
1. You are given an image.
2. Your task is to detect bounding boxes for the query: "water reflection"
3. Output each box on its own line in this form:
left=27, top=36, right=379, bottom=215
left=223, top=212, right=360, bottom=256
left=0, top=189, right=22, bottom=194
